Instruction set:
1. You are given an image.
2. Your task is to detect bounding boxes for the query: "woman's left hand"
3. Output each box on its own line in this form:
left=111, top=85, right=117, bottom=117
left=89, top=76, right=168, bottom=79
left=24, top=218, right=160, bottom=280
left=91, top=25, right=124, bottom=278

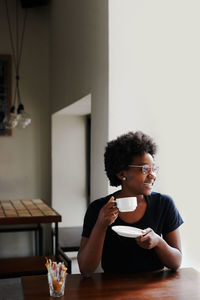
left=136, top=228, right=161, bottom=250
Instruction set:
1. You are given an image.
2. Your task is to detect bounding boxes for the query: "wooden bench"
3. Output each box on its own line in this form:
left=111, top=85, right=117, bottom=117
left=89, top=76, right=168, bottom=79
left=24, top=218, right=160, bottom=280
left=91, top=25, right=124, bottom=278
left=0, top=252, right=71, bottom=279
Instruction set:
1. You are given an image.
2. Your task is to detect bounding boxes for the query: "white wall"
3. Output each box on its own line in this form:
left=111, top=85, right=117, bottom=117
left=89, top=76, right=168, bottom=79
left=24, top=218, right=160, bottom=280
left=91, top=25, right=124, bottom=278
left=52, top=113, right=88, bottom=227
left=0, top=1, right=51, bottom=256
left=109, top=0, right=200, bottom=270
left=50, top=0, right=109, bottom=202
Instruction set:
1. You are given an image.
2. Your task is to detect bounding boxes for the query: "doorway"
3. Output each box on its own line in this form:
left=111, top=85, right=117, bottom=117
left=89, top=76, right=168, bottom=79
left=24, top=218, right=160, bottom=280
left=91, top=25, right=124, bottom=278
left=52, top=94, right=91, bottom=227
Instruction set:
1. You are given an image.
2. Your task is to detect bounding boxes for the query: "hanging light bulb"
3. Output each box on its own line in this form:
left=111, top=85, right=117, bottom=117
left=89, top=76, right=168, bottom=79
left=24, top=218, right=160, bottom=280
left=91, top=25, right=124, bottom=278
left=16, top=103, right=31, bottom=128
left=6, top=105, right=20, bottom=129
left=6, top=105, right=32, bottom=129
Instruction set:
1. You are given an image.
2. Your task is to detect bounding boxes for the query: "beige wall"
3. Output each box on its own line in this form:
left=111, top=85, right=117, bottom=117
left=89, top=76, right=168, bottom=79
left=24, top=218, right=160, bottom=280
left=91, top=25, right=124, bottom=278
left=0, top=2, right=50, bottom=256
left=109, top=0, right=200, bottom=270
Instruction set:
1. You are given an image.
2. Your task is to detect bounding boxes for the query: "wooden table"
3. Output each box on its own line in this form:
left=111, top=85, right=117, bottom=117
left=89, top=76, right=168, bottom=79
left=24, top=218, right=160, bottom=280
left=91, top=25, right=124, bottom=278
left=22, top=268, right=200, bottom=299
left=0, top=199, right=61, bottom=255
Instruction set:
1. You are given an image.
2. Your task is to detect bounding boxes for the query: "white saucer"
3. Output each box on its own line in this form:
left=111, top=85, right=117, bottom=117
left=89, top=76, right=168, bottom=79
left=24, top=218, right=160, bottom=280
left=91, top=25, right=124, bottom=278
left=111, top=225, right=145, bottom=238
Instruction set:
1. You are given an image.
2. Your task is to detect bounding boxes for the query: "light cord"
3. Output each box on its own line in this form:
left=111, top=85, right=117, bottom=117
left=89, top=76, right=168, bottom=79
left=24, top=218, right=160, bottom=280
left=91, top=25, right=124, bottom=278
left=5, top=0, right=28, bottom=108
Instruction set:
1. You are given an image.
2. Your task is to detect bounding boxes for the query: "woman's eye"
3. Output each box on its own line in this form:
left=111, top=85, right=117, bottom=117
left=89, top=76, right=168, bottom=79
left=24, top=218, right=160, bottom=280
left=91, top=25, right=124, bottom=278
left=142, top=166, right=149, bottom=173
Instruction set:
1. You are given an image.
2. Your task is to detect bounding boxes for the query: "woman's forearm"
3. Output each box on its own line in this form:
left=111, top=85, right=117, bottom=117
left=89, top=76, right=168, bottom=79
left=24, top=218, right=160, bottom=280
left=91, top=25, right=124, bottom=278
left=155, top=236, right=182, bottom=270
left=78, top=224, right=107, bottom=274
left=78, top=196, right=118, bottom=274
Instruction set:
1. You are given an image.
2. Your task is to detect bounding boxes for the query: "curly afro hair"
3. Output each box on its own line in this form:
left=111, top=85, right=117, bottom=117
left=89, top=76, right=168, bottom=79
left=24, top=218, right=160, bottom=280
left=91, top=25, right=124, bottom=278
left=104, top=131, right=157, bottom=187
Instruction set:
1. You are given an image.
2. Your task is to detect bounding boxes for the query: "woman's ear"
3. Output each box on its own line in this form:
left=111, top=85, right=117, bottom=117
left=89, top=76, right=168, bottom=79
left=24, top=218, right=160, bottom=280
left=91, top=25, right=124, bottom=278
left=117, top=171, right=127, bottom=182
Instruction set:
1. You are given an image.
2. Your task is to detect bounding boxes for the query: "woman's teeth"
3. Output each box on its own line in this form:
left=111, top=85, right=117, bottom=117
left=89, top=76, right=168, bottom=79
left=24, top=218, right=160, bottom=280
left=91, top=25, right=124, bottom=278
left=144, top=183, right=153, bottom=187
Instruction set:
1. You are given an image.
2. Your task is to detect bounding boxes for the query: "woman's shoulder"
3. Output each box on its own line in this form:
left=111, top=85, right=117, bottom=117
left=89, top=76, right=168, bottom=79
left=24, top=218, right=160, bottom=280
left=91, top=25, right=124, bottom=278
left=148, top=192, right=175, bottom=207
left=147, top=192, right=182, bottom=224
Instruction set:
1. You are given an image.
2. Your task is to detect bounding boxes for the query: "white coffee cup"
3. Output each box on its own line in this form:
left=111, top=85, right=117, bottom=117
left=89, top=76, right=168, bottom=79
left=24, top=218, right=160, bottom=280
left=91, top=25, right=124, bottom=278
left=115, top=197, right=137, bottom=212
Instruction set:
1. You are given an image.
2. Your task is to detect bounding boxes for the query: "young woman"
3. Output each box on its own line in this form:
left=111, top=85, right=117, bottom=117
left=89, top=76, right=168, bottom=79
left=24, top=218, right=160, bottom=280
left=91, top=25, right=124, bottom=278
left=78, top=131, right=183, bottom=274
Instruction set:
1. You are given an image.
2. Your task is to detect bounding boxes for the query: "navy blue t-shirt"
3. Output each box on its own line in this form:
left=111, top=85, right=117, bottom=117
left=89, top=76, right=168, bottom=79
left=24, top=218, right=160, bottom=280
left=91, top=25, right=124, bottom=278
left=82, top=192, right=183, bottom=273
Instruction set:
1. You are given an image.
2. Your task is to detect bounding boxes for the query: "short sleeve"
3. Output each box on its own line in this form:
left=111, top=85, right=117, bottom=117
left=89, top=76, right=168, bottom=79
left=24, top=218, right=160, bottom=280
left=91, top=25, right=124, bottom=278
left=82, top=197, right=107, bottom=238
left=162, top=195, right=183, bottom=234
left=82, top=202, right=98, bottom=238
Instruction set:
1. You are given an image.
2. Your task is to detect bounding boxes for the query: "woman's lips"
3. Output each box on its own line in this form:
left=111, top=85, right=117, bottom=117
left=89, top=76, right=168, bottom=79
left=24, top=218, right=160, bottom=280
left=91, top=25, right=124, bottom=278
left=144, top=182, right=153, bottom=188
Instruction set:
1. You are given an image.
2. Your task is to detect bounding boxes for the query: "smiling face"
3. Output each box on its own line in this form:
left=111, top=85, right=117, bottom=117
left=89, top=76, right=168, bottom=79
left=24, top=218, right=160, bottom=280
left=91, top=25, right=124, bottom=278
left=118, top=153, right=157, bottom=197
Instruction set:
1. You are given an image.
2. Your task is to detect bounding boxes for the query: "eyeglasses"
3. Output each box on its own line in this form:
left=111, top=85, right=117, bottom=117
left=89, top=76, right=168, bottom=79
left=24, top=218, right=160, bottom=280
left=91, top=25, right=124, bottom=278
left=128, top=164, right=159, bottom=175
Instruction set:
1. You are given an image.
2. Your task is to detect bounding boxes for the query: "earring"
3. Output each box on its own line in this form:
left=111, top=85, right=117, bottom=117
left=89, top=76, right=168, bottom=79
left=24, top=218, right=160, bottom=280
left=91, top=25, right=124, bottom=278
left=122, top=177, right=126, bottom=181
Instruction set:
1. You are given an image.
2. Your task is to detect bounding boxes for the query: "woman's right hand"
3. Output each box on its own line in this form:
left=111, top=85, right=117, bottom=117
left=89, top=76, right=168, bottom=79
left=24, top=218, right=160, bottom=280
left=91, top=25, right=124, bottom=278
left=96, top=196, right=119, bottom=228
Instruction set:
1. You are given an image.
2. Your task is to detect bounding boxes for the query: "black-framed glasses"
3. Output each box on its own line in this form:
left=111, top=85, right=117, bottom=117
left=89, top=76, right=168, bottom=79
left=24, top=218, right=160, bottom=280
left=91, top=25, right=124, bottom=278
left=128, top=164, right=159, bottom=175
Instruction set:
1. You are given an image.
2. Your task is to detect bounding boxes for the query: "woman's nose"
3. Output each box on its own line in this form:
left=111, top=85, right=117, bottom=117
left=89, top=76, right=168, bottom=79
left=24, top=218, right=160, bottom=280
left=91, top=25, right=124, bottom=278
left=148, top=171, right=156, bottom=179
